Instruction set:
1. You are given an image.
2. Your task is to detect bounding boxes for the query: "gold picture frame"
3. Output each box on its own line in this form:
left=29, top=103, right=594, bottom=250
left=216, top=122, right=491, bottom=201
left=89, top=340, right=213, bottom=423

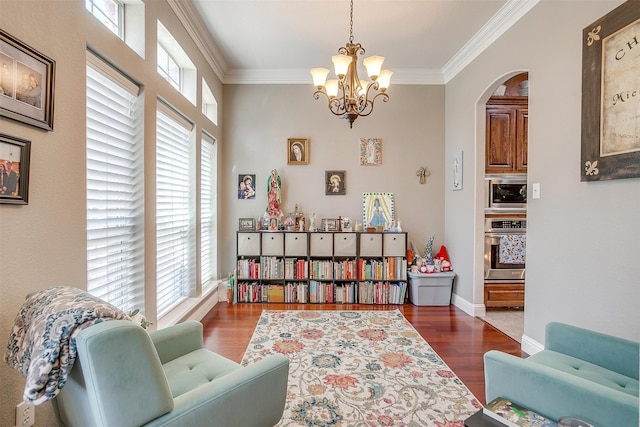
left=581, top=1, right=640, bottom=181
left=287, top=138, right=309, bottom=165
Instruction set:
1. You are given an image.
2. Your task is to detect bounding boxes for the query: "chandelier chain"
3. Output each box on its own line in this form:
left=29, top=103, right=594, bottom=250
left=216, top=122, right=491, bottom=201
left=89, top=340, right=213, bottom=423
left=349, top=0, right=354, bottom=43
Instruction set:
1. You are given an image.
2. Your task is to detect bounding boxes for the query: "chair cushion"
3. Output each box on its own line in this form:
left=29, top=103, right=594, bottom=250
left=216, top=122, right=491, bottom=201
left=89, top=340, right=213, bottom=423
left=162, top=349, right=241, bottom=398
left=528, top=350, right=639, bottom=397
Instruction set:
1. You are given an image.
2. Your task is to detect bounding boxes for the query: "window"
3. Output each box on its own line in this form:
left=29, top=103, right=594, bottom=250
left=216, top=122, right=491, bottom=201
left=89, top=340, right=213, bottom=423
left=157, top=43, right=181, bottom=91
left=86, top=0, right=123, bottom=37
left=157, top=21, right=197, bottom=105
left=201, top=132, right=217, bottom=291
left=202, top=79, right=218, bottom=125
left=86, top=51, right=143, bottom=312
left=156, top=102, right=195, bottom=317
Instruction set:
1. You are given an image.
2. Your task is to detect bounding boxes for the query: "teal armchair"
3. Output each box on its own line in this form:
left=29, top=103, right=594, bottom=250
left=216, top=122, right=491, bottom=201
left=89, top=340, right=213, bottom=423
left=484, top=322, right=639, bottom=427
left=52, top=320, right=289, bottom=427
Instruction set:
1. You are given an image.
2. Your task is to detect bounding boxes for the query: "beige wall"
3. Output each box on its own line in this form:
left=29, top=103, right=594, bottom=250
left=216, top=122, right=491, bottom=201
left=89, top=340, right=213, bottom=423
left=0, top=0, right=222, bottom=425
left=445, top=0, right=639, bottom=348
left=220, top=84, right=447, bottom=274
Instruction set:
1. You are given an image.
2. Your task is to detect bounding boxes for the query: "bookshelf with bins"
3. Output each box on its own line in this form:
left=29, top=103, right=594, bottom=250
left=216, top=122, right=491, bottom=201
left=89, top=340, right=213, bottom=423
left=236, top=231, right=407, bottom=305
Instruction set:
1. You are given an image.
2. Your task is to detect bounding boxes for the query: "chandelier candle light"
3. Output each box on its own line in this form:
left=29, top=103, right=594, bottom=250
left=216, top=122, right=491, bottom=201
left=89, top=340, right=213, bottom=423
left=310, top=0, right=392, bottom=128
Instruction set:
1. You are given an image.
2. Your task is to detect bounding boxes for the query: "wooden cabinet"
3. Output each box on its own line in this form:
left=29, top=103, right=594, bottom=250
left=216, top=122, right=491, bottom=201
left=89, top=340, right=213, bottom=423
left=484, top=283, right=524, bottom=308
left=486, top=97, right=528, bottom=174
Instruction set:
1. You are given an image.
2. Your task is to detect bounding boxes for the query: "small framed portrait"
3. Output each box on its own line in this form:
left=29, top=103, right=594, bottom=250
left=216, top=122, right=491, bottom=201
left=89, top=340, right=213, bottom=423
left=360, top=137, right=382, bottom=165
left=268, top=217, right=280, bottom=231
left=287, top=138, right=309, bottom=165
left=0, top=29, right=56, bottom=131
left=238, top=174, right=256, bottom=199
left=321, top=218, right=339, bottom=232
left=238, top=217, right=256, bottom=231
left=0, top=133, right=31, bottom=205
left=325, top=170, right=346, bottom=195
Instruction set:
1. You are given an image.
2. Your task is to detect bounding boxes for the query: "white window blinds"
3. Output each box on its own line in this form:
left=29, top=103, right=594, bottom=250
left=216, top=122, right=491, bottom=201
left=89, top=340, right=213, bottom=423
left=86, top=51, right=144, bottom=312
left=156, top=101, right=194, bottom=317
left=201, top=132, right=217, bottom=289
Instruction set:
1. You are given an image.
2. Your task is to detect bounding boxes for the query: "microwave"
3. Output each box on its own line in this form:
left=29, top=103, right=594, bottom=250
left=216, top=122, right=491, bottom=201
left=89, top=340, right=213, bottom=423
left=485, top=175, right=527, bottom=212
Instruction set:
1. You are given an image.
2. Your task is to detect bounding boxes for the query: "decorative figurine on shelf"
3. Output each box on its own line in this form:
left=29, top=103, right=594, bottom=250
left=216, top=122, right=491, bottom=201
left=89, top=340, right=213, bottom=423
left=298, top=216, right=305, bottom=232
left=265, top=169, right=282, bottom=219
left=309, top=213, right=316, bottom=231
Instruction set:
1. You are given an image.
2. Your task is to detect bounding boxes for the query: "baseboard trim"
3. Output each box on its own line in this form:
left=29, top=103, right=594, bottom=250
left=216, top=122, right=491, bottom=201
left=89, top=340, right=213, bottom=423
left=452, top=293, right=486, bottom=317
left=521, top=334, right=543, bottom=355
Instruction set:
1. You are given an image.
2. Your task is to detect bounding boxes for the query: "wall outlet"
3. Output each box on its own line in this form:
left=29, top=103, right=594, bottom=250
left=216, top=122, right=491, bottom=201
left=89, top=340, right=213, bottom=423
left=16, top=401, right=34, bottom=427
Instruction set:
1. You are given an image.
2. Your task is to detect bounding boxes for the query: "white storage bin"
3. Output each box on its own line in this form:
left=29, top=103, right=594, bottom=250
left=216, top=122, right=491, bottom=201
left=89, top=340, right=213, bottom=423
left=285, top=232, right=308, bottom=256
left=262, top=232, right=284, bottom=256
left=383, top=233, right=406, bottom=256
left=359, top=233, right=382, bottom=257
left=408, top=272, right=455, bottom=306
left=334, top=233, right=357, bottom=256
left=310, top=233, right=333, bottom=257
left=237, top=232, right=261, bottom=256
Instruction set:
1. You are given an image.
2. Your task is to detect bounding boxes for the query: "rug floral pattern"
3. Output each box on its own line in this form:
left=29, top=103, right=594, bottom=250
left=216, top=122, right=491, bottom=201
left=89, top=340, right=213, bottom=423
left=241, top=310, right=481, bottom=426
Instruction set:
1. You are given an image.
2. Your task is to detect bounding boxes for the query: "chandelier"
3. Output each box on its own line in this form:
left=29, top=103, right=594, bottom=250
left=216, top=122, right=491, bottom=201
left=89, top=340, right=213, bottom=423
left=310, top=0, right=392, bottom=128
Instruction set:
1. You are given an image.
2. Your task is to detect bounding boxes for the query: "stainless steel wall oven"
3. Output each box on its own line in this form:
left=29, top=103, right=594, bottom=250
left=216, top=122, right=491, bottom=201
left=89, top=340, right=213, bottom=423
left=484, top=218, right=526, bottom=283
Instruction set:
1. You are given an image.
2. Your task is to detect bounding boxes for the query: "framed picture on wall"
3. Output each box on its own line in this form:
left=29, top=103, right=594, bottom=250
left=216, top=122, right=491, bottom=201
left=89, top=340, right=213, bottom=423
left=0, top=29, right=55, bottom=131
left=360, top=138, right=382, bottom=165
left=238, top=174, right=256, bottom=199
left=287, top=138, right=309, bottom=165
left=0, top=133, right=31, bottom=205
left=581, top=2, right=640, bottom=181
left=325, top=170, right=346, bottom=195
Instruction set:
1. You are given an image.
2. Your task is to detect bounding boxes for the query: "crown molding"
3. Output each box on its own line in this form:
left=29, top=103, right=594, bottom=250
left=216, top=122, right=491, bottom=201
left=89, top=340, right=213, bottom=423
left=170, top=0, right=538, bottom=86
left=442, top=0, right=540, bottom=83
left=166, top=0, right=228, bottom=82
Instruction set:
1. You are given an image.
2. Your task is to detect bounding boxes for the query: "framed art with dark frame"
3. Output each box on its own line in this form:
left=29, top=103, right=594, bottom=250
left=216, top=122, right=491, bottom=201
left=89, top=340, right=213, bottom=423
left=238, top=217, right=256, bottom=231
left=0, top=133, right=31, bottom=205
left=0, top=29, right=55, bottom=131
left=287, top=138, right=309, bottom=165
left=325, top=170, right=346, bottom=195
left=581, top=1, right=639, bottom=181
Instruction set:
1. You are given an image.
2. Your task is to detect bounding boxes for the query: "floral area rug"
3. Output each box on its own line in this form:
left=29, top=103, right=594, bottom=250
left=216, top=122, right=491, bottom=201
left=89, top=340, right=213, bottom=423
left=241, top=310, right=481, bottom=426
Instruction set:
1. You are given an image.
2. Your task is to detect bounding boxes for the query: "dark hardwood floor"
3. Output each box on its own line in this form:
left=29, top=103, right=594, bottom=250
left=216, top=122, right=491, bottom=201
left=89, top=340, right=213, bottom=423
left=201, top=303, right=527, bottom=404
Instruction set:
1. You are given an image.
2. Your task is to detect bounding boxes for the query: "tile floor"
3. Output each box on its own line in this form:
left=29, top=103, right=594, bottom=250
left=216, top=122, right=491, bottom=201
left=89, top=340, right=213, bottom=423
left=479, top=310, right=524, bottom=343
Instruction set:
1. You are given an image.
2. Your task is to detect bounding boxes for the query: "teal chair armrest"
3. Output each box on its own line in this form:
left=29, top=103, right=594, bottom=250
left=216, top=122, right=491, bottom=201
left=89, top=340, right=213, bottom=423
left=484, top=350, right=638, bottom=427
left=546, top=322, right=639, bottom=379
left=145, top=354, right=290, bottom=427
left=151, top=320, right=204, bottom=364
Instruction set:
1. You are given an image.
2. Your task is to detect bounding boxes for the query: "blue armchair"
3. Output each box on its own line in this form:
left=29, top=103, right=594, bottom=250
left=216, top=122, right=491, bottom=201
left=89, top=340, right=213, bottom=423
left=484, top=322, right=639, bottom=427
left=52, top=320, right=289, bottom=427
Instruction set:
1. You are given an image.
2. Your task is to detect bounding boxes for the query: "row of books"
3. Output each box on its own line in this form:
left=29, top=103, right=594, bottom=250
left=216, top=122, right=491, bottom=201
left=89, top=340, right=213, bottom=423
left=359, top=257, right=407, bottom=281
left=261, top=256, right=284, bottom=279
left=358, top=281, right=407, bottom=304
left=235, top=281, right=396, bottom=304
left=237, top=258, right=260, bottom=279
left=284, top=258, right=308, bottom=280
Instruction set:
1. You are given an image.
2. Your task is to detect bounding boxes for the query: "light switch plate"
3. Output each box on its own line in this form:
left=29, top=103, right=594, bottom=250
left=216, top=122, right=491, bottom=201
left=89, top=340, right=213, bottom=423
left=532, top=183, right=540, bottom=199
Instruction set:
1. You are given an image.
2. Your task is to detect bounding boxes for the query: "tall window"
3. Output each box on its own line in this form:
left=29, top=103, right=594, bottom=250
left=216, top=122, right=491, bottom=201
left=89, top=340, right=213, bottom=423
left=201, top=132, right=217, bottom=291
left=86, top=51, right=143, bottom=312
left=156, top=102, right=195, bottom=317
left=85, top=0, right=123, bottom=37
left=157, top=43, right=181, bottom=91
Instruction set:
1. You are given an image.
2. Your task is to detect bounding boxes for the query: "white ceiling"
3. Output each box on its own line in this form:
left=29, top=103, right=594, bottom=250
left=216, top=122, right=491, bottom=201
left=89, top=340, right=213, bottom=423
left=177, top=0, right=539, bottom=84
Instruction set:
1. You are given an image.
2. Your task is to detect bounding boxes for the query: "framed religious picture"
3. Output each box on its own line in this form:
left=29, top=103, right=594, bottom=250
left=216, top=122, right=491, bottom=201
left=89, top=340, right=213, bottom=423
left=581, top=1, right=640, bottom=181
left=321, top=218, right=339, bottom=232
left=0, top=133, right=31, bottom=205
left=360, top=137, right=382, bottom=165
left=287, top=138, right=309, bottom=165
left=362, top=192, right=394, bottom=230
left=325, top=170, right=346, bottom=195
left=0, top=29, right=55, bottom=131
left=238, top=174, right=256, bottom=199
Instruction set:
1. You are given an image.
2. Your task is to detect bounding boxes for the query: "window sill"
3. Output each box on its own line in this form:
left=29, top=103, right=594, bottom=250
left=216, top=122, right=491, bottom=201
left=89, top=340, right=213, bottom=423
left=157, top=281, right=221, bottom=330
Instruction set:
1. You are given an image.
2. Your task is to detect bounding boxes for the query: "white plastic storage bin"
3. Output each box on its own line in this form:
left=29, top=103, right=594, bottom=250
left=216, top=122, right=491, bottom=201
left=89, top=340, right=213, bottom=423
left=408, top=271, right=456, bottom=306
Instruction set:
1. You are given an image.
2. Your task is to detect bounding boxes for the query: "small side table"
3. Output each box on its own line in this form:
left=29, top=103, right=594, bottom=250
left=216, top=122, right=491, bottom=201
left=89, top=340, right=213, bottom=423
left=464, top=410, right=506, bottom=427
